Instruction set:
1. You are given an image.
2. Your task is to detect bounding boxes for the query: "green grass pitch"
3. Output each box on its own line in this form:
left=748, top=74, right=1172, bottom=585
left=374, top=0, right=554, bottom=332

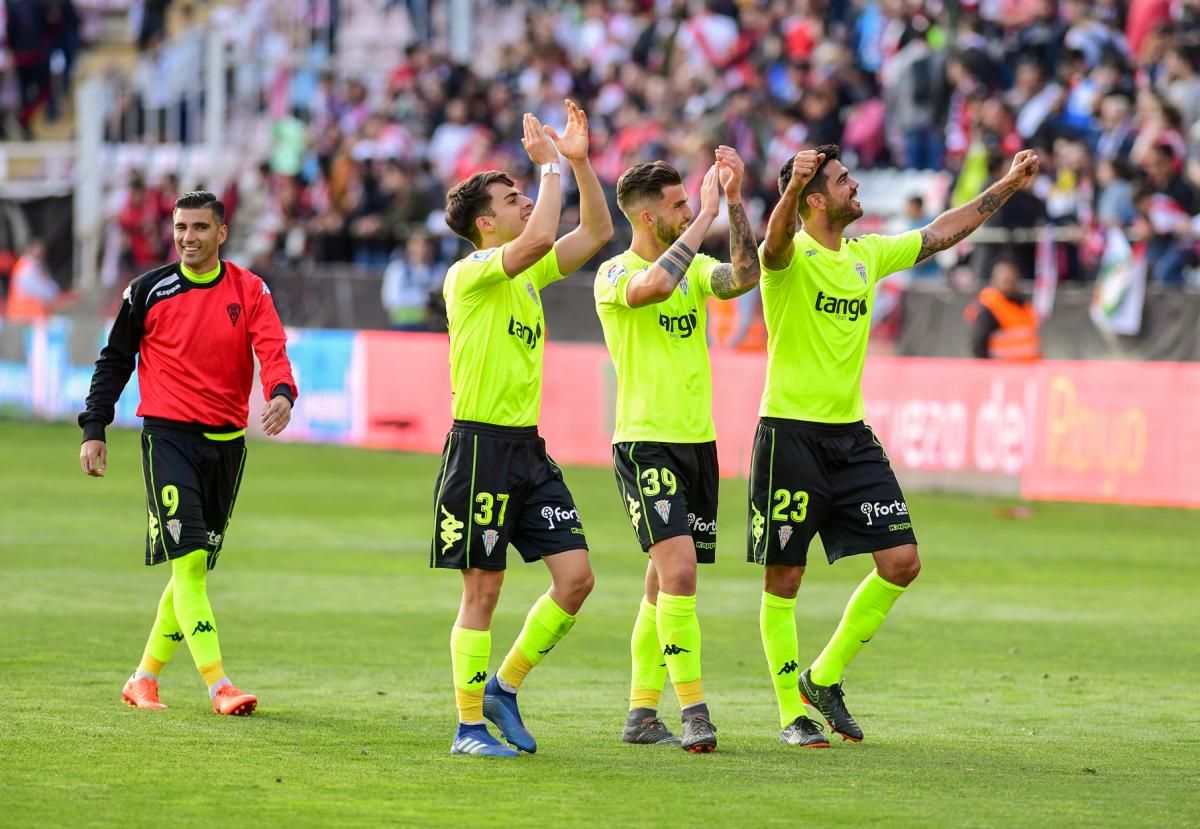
left=1, top=419, right=1197, bottom=827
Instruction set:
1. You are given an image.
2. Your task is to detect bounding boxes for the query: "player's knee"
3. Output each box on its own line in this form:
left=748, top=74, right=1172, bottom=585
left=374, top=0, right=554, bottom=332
left=880, top=547, right=921, bottom=587
left=764, top=566, right=802, bottom=598
left=657, top=563, right=696, bottom=596
left=563, top=567, right=595, bottom=603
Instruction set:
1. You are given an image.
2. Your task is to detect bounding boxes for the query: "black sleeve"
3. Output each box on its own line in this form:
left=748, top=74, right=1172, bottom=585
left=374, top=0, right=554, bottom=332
left=78, top=285, right=144, bottom=442
left=971, top=306, right=999, bottom=359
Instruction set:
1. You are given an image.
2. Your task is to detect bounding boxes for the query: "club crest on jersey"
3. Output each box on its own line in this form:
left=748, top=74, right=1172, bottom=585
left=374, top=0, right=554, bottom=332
left=226, top=303, right=242, bottom=326
left=778, top=525, right=794, bottom=549
left=470, top=248, right=498, bottom=262
left=525, top=281, right=539, bottom=305
left=653, top=499, right=671, bottom=524
left=167, top=519, right=182, bottom=544
left=482, top=529, right=500, bottom=556
left=854, top=262, right=868, bottom=285
left=805, top=249, right=818, bottom=257
left=679, top=276, right=689, bottom=296
left=605, top=262, right=626, bottom=286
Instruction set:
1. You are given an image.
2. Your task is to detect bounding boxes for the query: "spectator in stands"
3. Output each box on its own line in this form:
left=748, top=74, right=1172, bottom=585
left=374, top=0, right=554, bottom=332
left=1134, top=183, right=1194, bottom=286
left=380, top=232, right=444, bottom=331
left=118, top=175, right=161, bottom=274
left=5, top=239, right=66, bottom=322
left=966, top=258, right=1041, bottom=361
left=6, top=0, right=51, bottom=138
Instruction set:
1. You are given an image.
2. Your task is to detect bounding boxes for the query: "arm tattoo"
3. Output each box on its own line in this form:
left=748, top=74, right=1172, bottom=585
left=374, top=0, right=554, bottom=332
left=976, top=181, right=1017, bottom=216
left=917, top=225, right=974, bottom=263
left=714, top=202, right=760, bottom=299
left=659, top=240, right=696, bottom=283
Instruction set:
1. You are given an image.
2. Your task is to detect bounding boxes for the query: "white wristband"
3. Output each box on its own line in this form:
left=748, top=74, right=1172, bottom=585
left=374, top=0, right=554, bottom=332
left=539, top=162, right=561, bottom=177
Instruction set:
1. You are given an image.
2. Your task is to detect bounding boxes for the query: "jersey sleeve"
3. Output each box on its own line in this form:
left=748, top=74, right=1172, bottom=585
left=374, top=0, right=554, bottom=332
left=78, top=281, right=145, bottom=442
left=758, top=235, right=799, bottom=284
left=860, top=231, right=922, bottom=284
left=529, top=247, right=568, bottom=290
left=248, top=278, right=298, bottom=404
left=444, top=247, right=510, bottom=299
left=594, top=258, right=634, bottom=309
left=688, top=253, right=722, bottom=299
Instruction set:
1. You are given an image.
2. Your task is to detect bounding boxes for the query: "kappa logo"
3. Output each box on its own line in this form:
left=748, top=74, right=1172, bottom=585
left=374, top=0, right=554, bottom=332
left=468, top=671, right=488, bottom=684
left=226, top=303, right=242, bottom=326
left=687, top=513, right=716, bottom=534
left=541, top=505, right=579, bottom=530
left=147, top=511, right=160, bottom=546
left=192, top=620, right=215, bottom=635
left=163, top=632, right=184, bottom=642
left=166, top=518, right=182, bottom=544
left=626, top=495, right=642, bottom=530
left=778, top=524, right=794, bottom=549
left=261, top=282, right=271, bottom=295
left=653, top=499, right=671, bottom=524
left=537, top=646, right=555, bottom=655
left=439, top=506, right=464, bottom=553
left=854, top=262, right=868, bottom=285
left=859, top=499, right=909, bottom=526
left=525, top=281, right=540, bottom=305
left=482, top=529, right=500, bottom=556
left=155, top=284, right=182, bottom=298
left=662, top=644, right=692, bottom=656
left=776, top=660, right=798, bottom=675
left=751, top=504, right=765, bottom=546
left=605, top=261, right=626, bottom=286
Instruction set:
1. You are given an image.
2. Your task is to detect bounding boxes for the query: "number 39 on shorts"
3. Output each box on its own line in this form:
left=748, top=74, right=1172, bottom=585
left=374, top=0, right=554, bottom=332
left=640, top=467, right=677, bottom=497
left=772, top=488, right=808, bottom=522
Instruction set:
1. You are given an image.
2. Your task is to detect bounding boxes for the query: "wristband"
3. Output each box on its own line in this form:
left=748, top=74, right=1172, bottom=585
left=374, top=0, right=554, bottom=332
left=540, top=162, right=561, bottom=177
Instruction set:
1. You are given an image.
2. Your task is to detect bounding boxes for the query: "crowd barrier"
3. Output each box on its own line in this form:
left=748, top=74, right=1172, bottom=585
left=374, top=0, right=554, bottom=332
left=3, top=319, right=1196, bottom=508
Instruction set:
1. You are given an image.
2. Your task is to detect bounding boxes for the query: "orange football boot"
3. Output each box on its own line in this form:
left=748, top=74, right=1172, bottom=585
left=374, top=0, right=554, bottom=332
left=122, top=677, right=167, bottom=709
left=212, top=684, right=257, bottom=716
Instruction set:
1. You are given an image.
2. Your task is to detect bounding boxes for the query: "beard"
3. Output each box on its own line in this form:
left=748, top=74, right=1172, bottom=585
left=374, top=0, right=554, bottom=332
left=828, top=199, right=863, bottom=226
left=653, top=216, right=687, bottom=247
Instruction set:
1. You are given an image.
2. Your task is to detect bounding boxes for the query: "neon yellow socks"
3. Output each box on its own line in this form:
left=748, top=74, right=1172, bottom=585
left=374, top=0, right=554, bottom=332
left=630, top=597, right=666, bottom=710
left=496, top=593, right=576, bottom=692
left=810, top=569, right=907, bottom=686
left=136, top=577, right=184, bottom=677
left=760, top=591, right=806, bottom=727
left=451, top=625, right=491, bottom=723
left=656, top=591, right=703, bottom=708
left=170, top=549, right=226, bottom=688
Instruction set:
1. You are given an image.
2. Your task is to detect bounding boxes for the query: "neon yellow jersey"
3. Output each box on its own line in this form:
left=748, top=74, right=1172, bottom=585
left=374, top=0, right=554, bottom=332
left=759, top=229, right=921, bottom=422
left=594, top=249, right=721, bottom=443
left=444, top=245, right=566, bottom=426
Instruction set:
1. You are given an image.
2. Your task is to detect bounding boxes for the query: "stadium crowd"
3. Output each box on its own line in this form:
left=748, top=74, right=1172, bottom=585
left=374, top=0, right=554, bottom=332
left=33, top=0, right=1200, bottom=326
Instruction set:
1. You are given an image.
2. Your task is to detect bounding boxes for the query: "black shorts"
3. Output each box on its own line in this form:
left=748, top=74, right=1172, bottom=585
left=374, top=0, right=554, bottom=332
left=430, top=421, right=587, bottom=571
left=141, top=426, right=247, bottom=570
left=746, top=418, right=916, bottom=567
left=612, top=441, right=719, bottom=563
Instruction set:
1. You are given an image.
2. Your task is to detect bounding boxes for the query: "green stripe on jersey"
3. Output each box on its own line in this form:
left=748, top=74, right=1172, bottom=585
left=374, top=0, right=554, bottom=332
left=443, top=246, right=566, bottom=427
left=594, top=249, right=721, bottom=444
left=758, top=230, right=921, bottom=423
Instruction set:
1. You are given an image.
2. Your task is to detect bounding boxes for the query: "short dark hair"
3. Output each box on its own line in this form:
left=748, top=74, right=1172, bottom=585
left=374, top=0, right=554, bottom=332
left=174, top=191, right=225, bottom=224
left=616, top=161, right=683, bottom=213
left=777, top=144, right=841, bottom=216
left=444, top=171, right=513, bottom=246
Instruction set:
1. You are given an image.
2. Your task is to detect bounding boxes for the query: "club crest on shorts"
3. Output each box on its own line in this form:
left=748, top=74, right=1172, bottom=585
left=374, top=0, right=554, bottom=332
left=778, top=524, right=793, bottom=549
left=166, top=519, right=182, bottom=544
left=653, top=499, right=671, bottom=524
left=482, top=529, right=500, bottom=556
left=854, top=262, right=868, bottom=285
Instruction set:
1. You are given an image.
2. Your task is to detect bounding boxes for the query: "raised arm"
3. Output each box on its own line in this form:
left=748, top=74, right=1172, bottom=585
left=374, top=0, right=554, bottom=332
left=916, top=150, right=1040, bottom=264
left=761, top=149, right=823, bottom=271
left=625, top=165, right=721, bottom=308
left=710, top=145, right=760, bottom=300
left=501, top=113, right=563, bottom=277
left=551, top=100, right=614, bottom=274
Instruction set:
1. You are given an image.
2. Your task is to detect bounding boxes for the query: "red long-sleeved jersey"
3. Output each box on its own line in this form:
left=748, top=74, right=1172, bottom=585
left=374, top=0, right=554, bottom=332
left=79, top=260, right=298, bottom=441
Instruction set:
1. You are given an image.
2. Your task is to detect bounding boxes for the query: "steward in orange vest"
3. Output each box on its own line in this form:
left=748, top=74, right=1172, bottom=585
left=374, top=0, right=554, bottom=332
left=965, top=258, right=1041, bottom=360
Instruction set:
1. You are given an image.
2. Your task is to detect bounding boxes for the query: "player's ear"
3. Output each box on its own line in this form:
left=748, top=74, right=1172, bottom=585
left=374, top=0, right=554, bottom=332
left=217, top=224, right=229, bottom=245
left=638, top=208, right=653, bottom=228
left=475, top=214, right=494, bottom=236
left=807, top=192, right=825, bottom=213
